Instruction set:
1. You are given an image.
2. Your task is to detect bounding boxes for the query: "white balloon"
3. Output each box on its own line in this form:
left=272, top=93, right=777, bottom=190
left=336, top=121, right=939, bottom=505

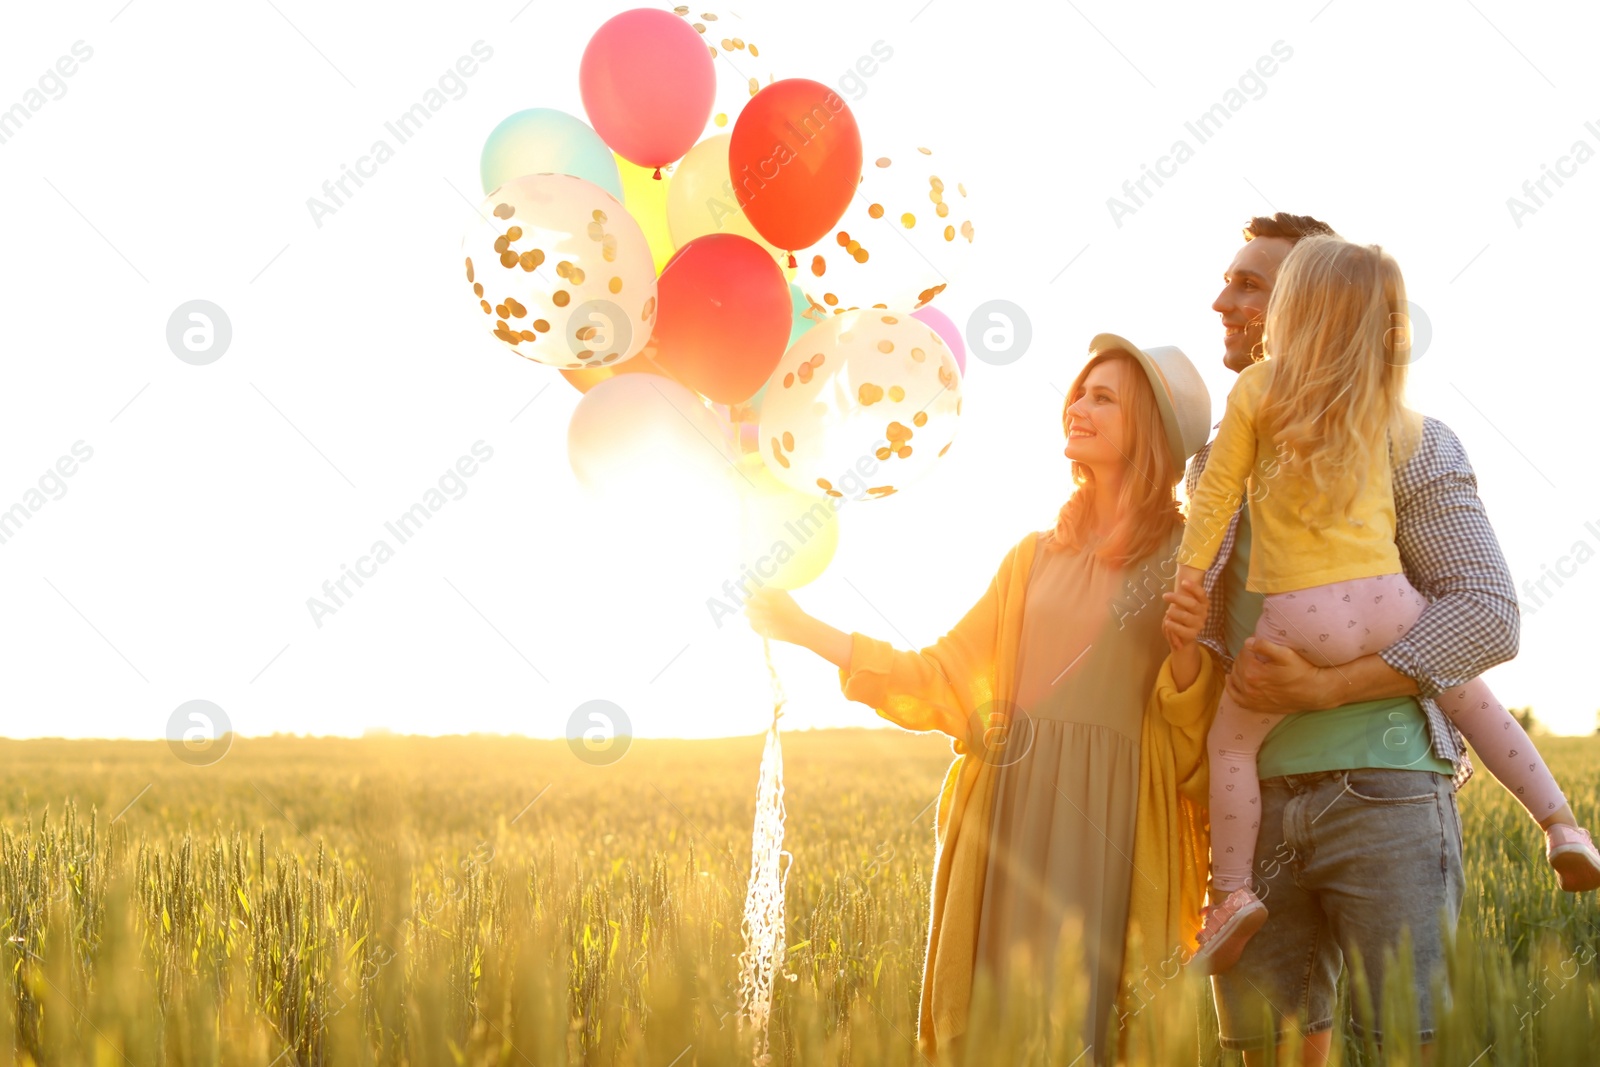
left=681, top=9, right=781, bottom=140
left=757, top=308, right=962, bottom=501
left=567, top=373, right=736, bottom=493
left=462, top=172, right=658, bottom=370
left=792, top=142, right=977, bottom=314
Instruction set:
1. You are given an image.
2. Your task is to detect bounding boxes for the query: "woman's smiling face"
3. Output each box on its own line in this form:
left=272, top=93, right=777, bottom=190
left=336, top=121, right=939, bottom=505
left=1063, top=357, right=1130, bottom=468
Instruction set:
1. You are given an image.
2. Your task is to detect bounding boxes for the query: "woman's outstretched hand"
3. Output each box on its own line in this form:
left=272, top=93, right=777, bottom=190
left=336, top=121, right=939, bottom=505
left=744, top=587, right=808, bottom=646
left=744, top=588, right=856, bottom=670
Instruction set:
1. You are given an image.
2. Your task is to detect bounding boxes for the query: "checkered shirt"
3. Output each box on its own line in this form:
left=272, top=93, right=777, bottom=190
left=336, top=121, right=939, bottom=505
left=1186, top=415, right=1523, bottom=790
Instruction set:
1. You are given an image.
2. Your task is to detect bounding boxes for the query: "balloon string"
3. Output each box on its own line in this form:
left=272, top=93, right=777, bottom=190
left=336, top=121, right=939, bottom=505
left=763, top=635, right=786, bottom=730
left=734, top=459, right=785, bottom=731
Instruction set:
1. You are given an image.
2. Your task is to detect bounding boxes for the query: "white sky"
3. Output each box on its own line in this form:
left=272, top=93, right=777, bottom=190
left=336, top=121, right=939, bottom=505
left=4, top=0, right=1599, bottom=741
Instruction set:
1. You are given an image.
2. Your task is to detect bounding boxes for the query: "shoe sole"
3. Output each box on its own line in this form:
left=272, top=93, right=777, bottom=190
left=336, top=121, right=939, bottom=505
left=1551, top=846, right=1600, bottom=892
left=1189, top=902, right=1269, bottom=976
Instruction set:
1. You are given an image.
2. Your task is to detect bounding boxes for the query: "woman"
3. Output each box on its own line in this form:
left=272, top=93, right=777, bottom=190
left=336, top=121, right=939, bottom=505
left=745, top=334, right=1225, bottom=1062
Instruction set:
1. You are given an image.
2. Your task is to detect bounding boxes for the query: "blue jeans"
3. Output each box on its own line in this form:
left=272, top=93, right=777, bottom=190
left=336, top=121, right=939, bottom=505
left=1210, top=768, right=1465, bottom=1050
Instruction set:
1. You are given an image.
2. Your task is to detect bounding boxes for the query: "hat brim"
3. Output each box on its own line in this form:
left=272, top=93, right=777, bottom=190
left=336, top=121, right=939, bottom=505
left=1086, top=332, right=1187, bottom=474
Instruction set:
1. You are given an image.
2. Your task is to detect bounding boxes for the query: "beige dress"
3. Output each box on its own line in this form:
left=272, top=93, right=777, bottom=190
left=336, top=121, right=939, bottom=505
left=971, top=523, right=1181, bottom=1059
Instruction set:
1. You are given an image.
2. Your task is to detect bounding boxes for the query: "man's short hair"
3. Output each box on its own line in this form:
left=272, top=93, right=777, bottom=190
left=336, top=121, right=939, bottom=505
left=1242, top=212, right=1336, bottom=244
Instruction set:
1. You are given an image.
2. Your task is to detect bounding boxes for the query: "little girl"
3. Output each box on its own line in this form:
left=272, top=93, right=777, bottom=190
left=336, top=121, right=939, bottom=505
left=1166, top=234, right=1600, bottom=976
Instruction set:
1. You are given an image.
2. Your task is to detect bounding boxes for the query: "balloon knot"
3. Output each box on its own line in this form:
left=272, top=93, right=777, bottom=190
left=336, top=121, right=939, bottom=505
left=652, top=167, right=662, bottom=180
left=786, top=252, right=796, bottom=268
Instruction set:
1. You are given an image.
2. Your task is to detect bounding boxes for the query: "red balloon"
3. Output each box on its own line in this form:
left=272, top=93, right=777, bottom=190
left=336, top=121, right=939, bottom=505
left=643, top=234, right=791, bottom=405
left=729, top=79, right=863, bottom=253
left=579, top=8, right=715, bottom=170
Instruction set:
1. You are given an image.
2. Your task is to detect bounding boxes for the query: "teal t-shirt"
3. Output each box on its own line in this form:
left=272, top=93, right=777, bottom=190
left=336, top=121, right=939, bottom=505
left=1221, top=506, right=1454, bottom=777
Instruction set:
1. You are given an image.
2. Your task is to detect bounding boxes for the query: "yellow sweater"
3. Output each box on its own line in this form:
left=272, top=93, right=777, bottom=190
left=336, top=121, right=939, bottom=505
left=836, top=529, right=1221, bottom=1056
left=1175, top=359, right=1404, bottom=594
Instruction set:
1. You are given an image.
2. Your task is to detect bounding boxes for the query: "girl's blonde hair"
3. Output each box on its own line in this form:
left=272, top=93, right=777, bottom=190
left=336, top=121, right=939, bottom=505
left=1258, top=235, right=1423, bottom=530
left=1051, top=350, right=1183, bottom=567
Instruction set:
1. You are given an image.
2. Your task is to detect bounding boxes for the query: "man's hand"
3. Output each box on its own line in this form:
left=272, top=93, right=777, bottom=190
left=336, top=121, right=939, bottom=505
left=1226, top=635, right=1330, bottom=713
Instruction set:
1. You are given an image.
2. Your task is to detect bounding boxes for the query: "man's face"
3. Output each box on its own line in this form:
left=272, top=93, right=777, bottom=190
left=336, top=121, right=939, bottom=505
left=1212, top=235, right=1293, bottom=373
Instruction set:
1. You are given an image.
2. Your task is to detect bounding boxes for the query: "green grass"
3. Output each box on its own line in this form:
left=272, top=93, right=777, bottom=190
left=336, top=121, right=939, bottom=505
left=0, top=731, right=1594, bottom=1065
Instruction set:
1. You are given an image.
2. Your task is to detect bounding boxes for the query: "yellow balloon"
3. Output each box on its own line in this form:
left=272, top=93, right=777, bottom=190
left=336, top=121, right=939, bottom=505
left=614, top=153, right=675, bottom=275
left=667, top=134, right=796, bottom=282
left=734, top=454, right=838, bottom=590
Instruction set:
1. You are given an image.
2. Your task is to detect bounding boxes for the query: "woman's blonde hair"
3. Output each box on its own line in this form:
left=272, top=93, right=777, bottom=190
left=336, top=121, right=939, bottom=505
left=1258, top=235, right=1422, bottom=530
left=1051, top=350, right=1182, bottom=567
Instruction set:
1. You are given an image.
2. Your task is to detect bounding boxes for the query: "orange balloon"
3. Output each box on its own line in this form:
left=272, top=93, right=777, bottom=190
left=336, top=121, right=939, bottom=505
left=729, top=79, right=862, bottom=254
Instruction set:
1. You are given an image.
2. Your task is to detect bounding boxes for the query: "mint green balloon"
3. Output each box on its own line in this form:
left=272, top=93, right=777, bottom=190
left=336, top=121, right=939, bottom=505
left=480, top=108, right=622, bottom=199
left=788, top=282, right=821, bottom=348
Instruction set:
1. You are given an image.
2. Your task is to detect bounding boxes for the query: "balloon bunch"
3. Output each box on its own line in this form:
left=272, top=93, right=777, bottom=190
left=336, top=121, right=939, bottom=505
left=462, top=6, right=978, bottom=593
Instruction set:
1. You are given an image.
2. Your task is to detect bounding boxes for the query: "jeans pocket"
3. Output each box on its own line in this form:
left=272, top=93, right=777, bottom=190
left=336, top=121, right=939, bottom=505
left=1342, top=769, right=1442, bottom=804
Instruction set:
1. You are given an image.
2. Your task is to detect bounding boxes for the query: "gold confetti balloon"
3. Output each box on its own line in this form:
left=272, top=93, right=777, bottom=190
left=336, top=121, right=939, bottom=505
left=671, top=7, right=779, bottom=138
left=463, top=173, right=658, bottom=370
left=757, top=309, right=962, bottom=501
left=794, top=142, right=976, bottom=316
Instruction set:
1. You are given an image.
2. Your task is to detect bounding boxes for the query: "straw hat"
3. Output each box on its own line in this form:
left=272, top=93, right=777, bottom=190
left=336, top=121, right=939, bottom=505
left=1087, top=332, right=1212, bottom=474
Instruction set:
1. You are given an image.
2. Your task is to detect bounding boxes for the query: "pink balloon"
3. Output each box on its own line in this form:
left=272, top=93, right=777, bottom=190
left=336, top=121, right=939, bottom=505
left=579, top=9, right=715, bottom=171
left=912, top=304, right=967, bottom=377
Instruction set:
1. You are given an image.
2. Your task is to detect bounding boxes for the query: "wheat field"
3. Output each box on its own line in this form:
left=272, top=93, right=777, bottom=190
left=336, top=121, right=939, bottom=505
left=0, top=730, right=1595, bottom=1065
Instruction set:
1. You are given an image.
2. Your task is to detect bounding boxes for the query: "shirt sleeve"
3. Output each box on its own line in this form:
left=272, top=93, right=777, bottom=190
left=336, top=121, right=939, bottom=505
left=1378, top=417, right=1521, bottom=697
left=1186, top=440, right=1241, bottom=671
left=836, top=538, right=1021, bottom=748
left=1176, top=364, right=1265, bottom=572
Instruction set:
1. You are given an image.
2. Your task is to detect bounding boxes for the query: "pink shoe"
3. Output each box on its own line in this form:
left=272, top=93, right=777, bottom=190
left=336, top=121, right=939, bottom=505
left=1189, top=887, right=1268, bottom=976
left=1547, top=825, right=1600, bottom=892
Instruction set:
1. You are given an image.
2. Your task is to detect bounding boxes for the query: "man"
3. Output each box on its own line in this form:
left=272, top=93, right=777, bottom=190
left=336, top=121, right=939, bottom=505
left=1190, top=212, right=1520, bottom=1065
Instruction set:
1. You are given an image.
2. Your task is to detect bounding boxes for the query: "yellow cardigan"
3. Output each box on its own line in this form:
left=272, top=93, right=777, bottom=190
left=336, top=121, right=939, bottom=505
left=836, top=529, right=1221, bottom=1056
